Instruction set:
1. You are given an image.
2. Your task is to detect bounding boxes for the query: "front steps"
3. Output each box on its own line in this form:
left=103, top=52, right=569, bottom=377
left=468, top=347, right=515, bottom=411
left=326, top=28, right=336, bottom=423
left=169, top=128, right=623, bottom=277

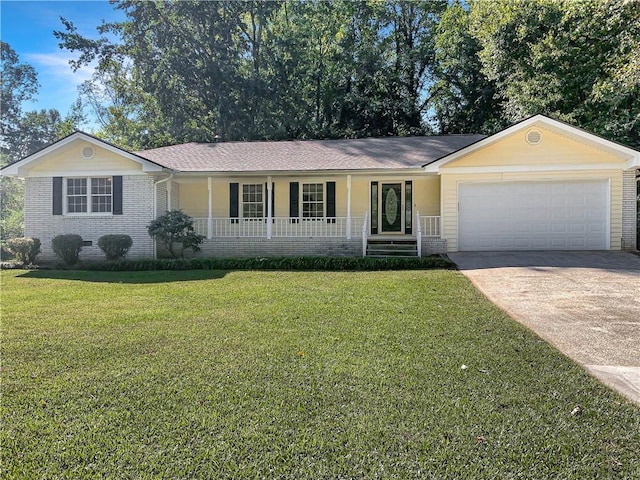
left=366, top=237, right=418, bottom=257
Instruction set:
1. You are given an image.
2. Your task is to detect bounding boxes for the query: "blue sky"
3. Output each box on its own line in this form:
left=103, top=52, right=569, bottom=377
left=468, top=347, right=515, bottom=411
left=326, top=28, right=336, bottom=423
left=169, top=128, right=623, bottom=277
left=1, top=1, right=125, bottom=130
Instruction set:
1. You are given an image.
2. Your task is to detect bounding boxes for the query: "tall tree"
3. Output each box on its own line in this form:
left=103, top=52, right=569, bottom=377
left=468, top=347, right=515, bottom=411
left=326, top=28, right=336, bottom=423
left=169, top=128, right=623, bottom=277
left=468, top=0, right=640, bottom=145
left=384, top=1, right=446, bottom=135
left=429, top=1, right=504, bottom=134
left=56, top=0, right=449, bottom=146
left=0, top=42, right=84, bottom=239
left=0, top=42, right=39, bottom=156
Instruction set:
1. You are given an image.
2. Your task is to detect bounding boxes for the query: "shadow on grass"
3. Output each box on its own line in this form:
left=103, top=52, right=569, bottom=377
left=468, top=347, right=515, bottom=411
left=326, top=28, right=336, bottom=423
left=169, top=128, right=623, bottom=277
left=17, top=269, right=230, bottom=284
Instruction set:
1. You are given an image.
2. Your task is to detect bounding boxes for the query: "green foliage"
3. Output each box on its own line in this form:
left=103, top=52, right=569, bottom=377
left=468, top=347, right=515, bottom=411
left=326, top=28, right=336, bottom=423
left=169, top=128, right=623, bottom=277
left=0, top=180, right=24, bottom=239
left=0, top=241, right=13, bottom=261
left=466, top=0, right=640, bottom=144
left=1, top=42, right=84, bottom=161
left=55, top=0, right=447, bottom=145
left=5, top=237, right=40, bottom=265
left=10, top=104, right=85, bottom=160
left=51, top=234, right=83, bottom=265
left=97, top=234, right=133, bottom=260
left=1, top=41, right=39, bottom=154
left=1, top=43, right=85, bottom=243
left=51, top=1, right=640, bottom=146
left=79, top=255, right=453, bottom=272
left=430, top=1, right=506, bottom=134
left=147, top=210, right=204, bottom=259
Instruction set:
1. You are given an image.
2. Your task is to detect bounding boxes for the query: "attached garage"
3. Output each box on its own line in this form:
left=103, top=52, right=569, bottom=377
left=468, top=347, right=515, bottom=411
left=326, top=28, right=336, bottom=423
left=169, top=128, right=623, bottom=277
left=457, top=180, right=609, bottom=251
left=426, top=115, right=639, bottom=252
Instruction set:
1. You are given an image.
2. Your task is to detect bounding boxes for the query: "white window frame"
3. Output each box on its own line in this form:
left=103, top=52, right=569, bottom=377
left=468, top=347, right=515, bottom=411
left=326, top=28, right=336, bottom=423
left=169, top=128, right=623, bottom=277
left=301, top=183, right=324, bottom=220
left=241, top=183, right=264, bottom=220
left=64, top=176, right=113, bottom=216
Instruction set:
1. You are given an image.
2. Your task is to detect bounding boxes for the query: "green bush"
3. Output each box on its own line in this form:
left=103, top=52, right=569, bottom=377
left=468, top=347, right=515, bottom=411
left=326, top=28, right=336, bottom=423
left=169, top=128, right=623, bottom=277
left=5, top=237, right=41, bottom=265
left=147, top=210, right=204, bottom=258
left=0, top=241, right=14, bottom=261
left=81, top=255, right=454, bottom=272
left=98, top=234, right=133, bottom=261
left=52, top=234, right=83, bottom=265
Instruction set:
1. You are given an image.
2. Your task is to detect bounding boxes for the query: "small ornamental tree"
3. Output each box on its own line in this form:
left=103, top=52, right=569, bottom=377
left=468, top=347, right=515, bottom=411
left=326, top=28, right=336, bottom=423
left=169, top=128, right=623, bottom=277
left=98, top=234, right=133, bottom=260
left=52, top=234, right=83, bottom=265
left=147, top=210, right=204, bottom=259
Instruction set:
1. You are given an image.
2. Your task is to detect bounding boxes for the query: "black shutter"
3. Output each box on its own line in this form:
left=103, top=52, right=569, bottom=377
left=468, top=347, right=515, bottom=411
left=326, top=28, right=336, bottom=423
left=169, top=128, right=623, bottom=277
left=53, top=177, right=63, bottom=215
left=230, top=182, right=239, bottom=222
left=289, top=182, right=299, bottom=222
left=404, top=180, right=412, bottom=234
left=326, top=181, right=336, bottom=223
left=112, top=176, right=123, bottom=215
left=371, top=182, right=378, bottom=235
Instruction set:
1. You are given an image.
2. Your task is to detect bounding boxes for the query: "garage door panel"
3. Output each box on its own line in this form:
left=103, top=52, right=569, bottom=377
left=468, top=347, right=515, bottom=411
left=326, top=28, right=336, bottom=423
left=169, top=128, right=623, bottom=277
left=458, top=180, right=608, bottom=251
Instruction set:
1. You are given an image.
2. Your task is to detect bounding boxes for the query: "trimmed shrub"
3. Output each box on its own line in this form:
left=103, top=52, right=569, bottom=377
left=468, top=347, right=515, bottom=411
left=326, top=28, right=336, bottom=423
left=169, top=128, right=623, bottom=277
left=0, top=241, right=14, bottom=261
left=6, top=237, right=41, bottom=265
left=52, top=234, right=83, bottom=265
left=82, top=255, right=455, bottom=272
left=147, top=210, right=204, bottom=258
left=98, top=234, right=133, bottom=260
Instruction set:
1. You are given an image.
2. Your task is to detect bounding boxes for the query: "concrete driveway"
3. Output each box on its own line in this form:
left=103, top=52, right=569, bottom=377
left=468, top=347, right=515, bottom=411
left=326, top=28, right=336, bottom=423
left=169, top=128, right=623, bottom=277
left=448, top=251, right=640, bottom=404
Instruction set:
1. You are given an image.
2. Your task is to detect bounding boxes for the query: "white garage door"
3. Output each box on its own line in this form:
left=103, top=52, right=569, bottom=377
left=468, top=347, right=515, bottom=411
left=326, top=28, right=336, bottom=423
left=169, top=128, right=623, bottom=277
left=458, top=180, right=608, bottom=251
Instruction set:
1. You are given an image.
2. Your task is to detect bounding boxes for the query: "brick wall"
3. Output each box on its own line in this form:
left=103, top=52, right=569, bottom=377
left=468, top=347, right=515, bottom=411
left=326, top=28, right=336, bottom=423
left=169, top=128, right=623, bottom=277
left=25, top=176, right=156, bottom=262
left=622, top=169, right=638, bottom=250
left=154, top=180, right=179, bottom=215
left=182, top=237, right=363, bottom=258
left=423, top=237, right=447, bottom=254
left=175, top=236, right=443, bottom=258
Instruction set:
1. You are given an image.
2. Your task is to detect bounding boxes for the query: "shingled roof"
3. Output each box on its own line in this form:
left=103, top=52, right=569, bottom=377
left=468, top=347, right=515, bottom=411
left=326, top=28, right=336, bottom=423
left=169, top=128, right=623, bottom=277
left=135, top=135, right=485, bottom=172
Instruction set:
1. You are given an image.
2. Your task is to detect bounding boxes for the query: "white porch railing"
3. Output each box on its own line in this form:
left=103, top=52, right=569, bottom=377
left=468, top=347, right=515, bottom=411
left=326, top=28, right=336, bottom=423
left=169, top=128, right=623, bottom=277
left=193, top=217, right=364, bottom=239
left=420, top=216, right=442, bottom=237
left=193, top=214, right=441, bottom=242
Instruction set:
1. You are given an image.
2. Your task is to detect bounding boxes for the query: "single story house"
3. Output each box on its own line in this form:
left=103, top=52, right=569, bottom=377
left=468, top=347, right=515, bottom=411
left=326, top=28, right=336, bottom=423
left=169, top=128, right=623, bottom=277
left=2, top=115, right=638, bottom=261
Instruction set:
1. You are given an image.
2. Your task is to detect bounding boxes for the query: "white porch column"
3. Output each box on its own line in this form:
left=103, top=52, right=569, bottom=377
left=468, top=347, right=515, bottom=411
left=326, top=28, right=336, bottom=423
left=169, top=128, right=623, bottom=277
left=207, top=177, right=213, bottom=239
left=167, top=181, right=172, bottom=211
left=346, top=175, right=352, bottom=239
left=267, top=176, right=273, bottom=239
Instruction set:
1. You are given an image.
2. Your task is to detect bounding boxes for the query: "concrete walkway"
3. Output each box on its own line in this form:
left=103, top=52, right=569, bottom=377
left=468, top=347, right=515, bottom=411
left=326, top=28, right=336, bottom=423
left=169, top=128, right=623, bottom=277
left=449, top=251, right=640, bottom=404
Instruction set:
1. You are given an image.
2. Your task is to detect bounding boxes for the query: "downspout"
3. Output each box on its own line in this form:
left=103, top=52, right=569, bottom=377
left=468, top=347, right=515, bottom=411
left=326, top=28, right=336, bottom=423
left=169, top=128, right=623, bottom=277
left=152, top=172, right=174, bottom=259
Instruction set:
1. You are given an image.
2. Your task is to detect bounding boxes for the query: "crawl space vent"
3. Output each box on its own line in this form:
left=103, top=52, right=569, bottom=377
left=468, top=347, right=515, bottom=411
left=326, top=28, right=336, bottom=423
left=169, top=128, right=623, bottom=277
left=525, top=129, right=542, bottom=145
left=81, top=146, right=95, bottom=159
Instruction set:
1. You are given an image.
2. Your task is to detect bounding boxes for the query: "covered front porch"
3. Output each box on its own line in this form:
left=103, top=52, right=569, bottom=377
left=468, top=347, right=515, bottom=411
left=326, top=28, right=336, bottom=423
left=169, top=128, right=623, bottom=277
left=162, top=173, right=445, bottom=257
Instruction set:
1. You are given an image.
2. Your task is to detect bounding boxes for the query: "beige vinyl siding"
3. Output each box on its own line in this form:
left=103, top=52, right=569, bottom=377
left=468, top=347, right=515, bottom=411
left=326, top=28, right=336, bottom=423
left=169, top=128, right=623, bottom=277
left=439, top=124, right=629, bottom=252
left=176, top=181, right=208, bottom=217
left=448, top=125, right=625, bottom=168
left=28, top=142, right=146, bottom=175
left=176, top=174, right=440, bottom=221
left=441, top=170, right=623, bottom=252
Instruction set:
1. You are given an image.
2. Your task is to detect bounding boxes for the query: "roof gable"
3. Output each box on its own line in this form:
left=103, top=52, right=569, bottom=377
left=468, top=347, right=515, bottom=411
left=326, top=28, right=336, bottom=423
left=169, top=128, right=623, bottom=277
left=424, top=115, right=640, bottom=172
left=1, top=131, right=166, bottom=177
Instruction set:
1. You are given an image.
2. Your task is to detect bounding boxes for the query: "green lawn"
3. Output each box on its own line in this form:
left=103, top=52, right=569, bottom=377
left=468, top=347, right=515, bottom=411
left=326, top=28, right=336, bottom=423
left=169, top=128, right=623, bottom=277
left=2, top=269, right=639, bottom=478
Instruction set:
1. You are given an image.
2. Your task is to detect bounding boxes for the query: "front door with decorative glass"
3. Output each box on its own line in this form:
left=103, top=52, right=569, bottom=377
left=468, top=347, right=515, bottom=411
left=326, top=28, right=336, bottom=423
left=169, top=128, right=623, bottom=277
left=381, top=183, right=402, bottom=232
left=370, top=181, right=413, bottom=235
